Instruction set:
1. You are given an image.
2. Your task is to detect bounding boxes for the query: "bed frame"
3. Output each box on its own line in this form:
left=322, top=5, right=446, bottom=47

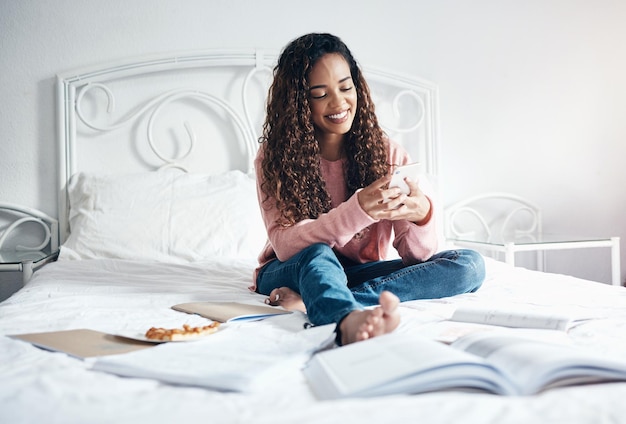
left=56, top=49, right=440, bottom=244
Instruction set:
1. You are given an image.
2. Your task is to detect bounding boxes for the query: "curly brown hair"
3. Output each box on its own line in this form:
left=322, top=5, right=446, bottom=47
left=259, top=33, right=389, bottom=226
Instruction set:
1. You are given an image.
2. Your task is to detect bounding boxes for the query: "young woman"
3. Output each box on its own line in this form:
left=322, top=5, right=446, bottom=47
left=252, top=33, right=485, bottom=345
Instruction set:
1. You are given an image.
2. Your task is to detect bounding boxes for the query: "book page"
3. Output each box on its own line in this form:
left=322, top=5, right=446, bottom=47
left=452, top=332, right=626, bottom=395
left=414, top=320, right=572, bottom=344
left=304, top=332, right=516, bottom=399
left=94, top=317, right=335, bottom=392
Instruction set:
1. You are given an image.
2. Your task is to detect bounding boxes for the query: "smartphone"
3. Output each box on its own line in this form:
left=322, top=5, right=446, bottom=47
left=389, top=162, right=421, bottom=194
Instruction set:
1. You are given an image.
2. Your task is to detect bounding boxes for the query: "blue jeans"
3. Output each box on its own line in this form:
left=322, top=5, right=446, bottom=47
left=256, top=243, right=485, bottom=326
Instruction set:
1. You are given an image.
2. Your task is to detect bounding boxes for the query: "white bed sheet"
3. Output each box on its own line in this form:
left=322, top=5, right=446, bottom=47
left=1, top=257, right=626, bottom=424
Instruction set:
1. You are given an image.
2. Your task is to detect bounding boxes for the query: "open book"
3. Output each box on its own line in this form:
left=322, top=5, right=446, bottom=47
left=93, top=318, right=335, bottom=392
left=172, top=301, right=291, bottom=323
left=303, top=331, right=626, bottom=399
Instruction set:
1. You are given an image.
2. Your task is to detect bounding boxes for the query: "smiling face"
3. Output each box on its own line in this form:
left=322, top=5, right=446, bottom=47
left=308, top=53, right=357, bottom=148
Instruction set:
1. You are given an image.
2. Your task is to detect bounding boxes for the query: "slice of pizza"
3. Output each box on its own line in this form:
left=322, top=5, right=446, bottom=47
left=145, top=323, right=220, bottom=341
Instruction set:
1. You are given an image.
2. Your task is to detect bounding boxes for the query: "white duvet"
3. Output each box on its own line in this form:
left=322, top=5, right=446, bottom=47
left=1, top=257, right=626, bottom=424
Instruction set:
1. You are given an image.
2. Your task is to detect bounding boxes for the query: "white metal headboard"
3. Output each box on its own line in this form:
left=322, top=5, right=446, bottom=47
left=56, top=49, right=440, bottom=244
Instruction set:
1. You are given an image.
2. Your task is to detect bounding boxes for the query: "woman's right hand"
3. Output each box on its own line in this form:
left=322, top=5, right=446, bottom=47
left=357, top=174, right=404, bottom=219
left=358, top=173, right=431, bottom=224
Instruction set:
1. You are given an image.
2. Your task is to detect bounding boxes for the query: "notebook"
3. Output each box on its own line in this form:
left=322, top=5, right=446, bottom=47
left=11, top=329, right=153, bottom=359
left=172, top=301, right=292, bottom=323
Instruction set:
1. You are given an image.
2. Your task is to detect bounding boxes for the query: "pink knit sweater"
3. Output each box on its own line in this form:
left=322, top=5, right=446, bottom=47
left=251, top=139, right=438, bottom=291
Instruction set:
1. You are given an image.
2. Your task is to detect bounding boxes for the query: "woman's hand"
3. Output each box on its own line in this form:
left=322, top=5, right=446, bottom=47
left=357, top=175, right=432, bottom=225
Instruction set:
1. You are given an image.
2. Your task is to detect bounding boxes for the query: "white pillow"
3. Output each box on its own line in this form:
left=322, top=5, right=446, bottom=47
left=59, top=170, right=267, bottom=262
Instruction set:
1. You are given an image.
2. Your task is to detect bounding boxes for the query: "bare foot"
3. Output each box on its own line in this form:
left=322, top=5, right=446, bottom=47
left=264, top=287, right=307, bottom=313
left=338, top=291, right=400, bottom=345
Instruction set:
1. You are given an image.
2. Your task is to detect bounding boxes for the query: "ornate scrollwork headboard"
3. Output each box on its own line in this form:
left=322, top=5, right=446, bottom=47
left=56, top=50, right=440, bottom=244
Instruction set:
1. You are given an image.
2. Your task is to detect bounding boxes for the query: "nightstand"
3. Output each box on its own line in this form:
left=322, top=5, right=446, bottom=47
left=445, top=192, right=622, bottom=286
left=0, top=247, right=59, bottom=284
left=0, top=202, right=59, bottom=284
left=447, top=233, right=621, bottom=286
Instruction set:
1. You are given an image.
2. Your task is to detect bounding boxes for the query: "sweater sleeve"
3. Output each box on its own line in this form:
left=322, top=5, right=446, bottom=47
left=255, top=151, right=376, bottom=263
left=392, top=200, right=439, bottom=264
left=387, top=142, right=439, bottom=263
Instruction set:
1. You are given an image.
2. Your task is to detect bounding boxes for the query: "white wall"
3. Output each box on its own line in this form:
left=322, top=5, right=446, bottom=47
left=1, top=0, right=625, bottom=290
